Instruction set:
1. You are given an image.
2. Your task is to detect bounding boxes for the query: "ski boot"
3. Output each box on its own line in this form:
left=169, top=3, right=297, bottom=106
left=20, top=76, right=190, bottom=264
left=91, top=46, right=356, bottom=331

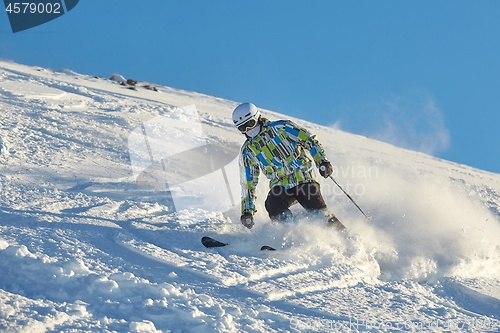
left=327, top=215, right=346, bottom=231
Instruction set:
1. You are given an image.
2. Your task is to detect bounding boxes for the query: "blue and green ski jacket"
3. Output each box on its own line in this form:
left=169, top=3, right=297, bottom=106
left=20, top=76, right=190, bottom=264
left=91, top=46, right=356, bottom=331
left=239, top=118, right=329, bottom=214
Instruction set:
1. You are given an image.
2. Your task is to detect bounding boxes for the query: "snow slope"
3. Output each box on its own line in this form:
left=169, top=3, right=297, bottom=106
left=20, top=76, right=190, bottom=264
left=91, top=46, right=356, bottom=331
left=0, top=60, right=499, bottom=332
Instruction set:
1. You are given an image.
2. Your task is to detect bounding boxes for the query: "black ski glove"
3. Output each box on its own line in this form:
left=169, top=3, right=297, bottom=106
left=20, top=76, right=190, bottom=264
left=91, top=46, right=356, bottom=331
left=240, top=213, right=254, bottom=229
left=319, top=161, right=333, bottom=178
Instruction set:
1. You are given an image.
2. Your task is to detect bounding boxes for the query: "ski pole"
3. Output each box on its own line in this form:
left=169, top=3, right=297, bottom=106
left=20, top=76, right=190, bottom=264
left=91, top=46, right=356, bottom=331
left=320, top=166, right=370, bottom=220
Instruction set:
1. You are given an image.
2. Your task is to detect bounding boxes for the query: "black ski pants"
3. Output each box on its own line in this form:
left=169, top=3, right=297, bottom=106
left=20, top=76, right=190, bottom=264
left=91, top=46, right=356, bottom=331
left=265, top=181, right=327, bottom=221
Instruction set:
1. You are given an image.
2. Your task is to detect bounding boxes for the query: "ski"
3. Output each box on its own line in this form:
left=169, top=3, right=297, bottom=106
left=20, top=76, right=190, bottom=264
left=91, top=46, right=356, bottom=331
left=201, top=236, right=276, bottom=251
left=201, top=236, right=228, bottom=248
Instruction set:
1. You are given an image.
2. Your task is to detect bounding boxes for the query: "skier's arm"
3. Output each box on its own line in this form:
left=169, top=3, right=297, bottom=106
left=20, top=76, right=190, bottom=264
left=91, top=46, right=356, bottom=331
left=283, top=121, right=329, bottom=165
left=240, top=149, right=260, bottom=215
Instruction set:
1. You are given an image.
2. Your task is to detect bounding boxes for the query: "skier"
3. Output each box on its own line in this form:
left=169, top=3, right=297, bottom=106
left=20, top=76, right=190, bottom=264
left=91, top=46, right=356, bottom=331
left=232, top=102, right=346, bottom=231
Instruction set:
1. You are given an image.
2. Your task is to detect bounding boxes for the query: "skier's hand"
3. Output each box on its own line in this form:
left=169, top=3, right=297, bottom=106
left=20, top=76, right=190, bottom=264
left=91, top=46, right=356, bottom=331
left=319, top=161, right=333, bottom=178
left=240, top=213, right=254, bottom=229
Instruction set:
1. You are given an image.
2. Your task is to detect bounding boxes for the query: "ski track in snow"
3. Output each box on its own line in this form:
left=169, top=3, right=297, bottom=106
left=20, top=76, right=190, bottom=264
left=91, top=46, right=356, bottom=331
left=0, top=61, right=499, bottom=332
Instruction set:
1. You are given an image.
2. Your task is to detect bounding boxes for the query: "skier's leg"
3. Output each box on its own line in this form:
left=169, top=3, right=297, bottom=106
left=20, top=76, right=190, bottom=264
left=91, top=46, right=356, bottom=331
left=265, top=186, right=295, bottom=221
left=294, top=182, right=346, bottom=230
left=293, top=182, right=327, bottom=210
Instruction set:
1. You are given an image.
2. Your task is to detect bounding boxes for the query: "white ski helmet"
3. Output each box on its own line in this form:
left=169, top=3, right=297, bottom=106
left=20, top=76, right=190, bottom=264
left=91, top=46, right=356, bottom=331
left=232, top=102, right=261, bottom=132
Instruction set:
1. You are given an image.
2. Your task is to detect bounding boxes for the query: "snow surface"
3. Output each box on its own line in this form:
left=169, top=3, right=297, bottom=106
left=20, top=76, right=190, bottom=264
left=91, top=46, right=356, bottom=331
left=0, top=60, right=499, bottom=332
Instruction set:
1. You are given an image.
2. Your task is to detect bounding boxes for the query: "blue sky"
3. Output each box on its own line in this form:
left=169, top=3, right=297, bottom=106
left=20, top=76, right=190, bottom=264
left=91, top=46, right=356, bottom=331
left=1, top=1, right=499, bottom=173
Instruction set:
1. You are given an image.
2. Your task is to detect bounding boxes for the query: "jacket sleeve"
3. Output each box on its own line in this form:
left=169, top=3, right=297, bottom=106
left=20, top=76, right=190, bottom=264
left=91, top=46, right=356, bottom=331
left=284, top=121, right=329, bottom=165
left=240, top=147, right=260, bottom=214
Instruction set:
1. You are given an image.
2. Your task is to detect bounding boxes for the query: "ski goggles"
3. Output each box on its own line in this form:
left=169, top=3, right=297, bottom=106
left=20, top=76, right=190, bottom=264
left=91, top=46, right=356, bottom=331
left=237, top=118, right=258, bottom=133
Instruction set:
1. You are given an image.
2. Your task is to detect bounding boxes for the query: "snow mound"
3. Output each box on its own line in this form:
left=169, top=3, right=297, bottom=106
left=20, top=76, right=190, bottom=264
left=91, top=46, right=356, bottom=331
left=0, top=60, right=499, bottom=332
